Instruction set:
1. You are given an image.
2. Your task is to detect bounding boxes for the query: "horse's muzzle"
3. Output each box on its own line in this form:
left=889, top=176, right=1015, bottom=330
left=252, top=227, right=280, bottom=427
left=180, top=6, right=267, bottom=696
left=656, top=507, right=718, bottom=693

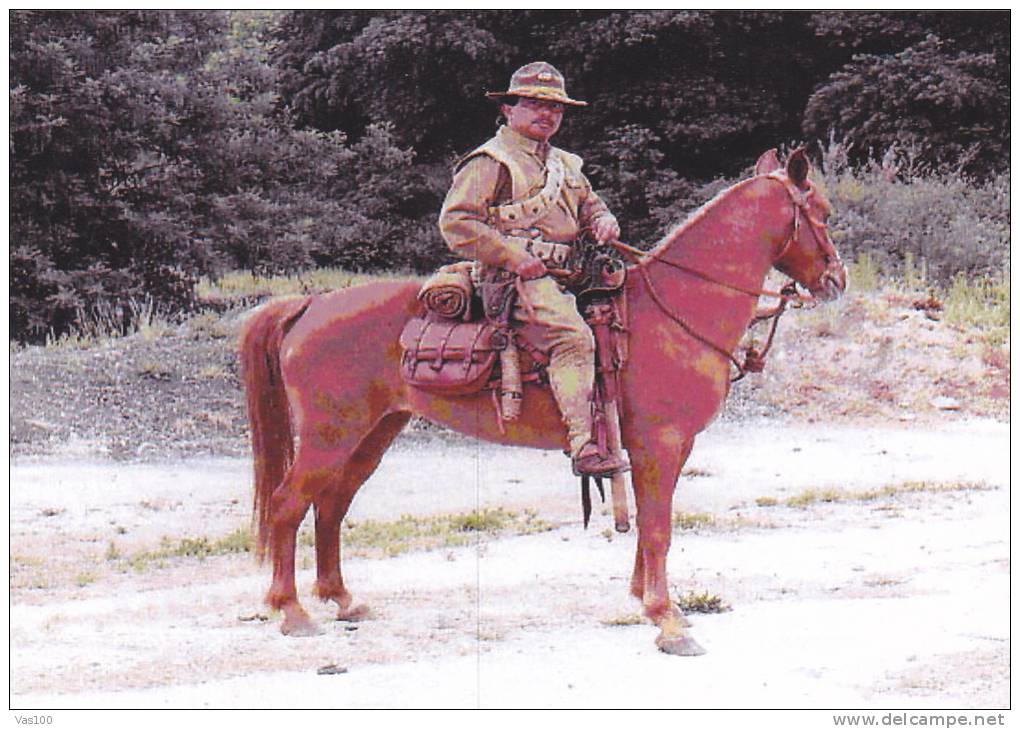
left=813, top=261, right=847, bottom=302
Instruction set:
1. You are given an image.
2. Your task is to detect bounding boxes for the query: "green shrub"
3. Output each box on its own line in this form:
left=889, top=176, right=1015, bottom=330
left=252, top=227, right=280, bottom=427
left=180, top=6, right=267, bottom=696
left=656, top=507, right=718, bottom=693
left=819, top=152, right=1008, bottom=284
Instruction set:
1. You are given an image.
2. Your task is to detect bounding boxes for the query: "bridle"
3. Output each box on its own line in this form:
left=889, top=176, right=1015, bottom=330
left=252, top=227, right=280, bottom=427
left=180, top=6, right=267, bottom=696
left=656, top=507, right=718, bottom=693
left=767, top=172, right=843, bottom=270
left=612, top=174, right=841, bottom=381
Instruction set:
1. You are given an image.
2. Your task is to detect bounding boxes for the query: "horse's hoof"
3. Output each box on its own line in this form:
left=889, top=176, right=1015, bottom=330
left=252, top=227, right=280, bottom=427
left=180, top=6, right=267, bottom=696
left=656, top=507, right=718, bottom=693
left=335, top=603, right=372, bottom=622
left=656, top=634, right=706, bottom=656
left=281, top=617, right=324, bottom=637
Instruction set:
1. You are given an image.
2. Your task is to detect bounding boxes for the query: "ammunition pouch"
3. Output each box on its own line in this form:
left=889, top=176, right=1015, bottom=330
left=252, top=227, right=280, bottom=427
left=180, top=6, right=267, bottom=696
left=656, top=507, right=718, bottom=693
left=526, top=238, right=572, bottom=269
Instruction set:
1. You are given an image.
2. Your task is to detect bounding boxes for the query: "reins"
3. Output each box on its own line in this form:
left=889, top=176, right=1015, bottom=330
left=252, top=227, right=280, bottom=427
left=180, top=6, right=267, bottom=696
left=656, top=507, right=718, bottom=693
left=610, top=177, right=823, bottom=382
left=612, top=239, right=808, bottom=304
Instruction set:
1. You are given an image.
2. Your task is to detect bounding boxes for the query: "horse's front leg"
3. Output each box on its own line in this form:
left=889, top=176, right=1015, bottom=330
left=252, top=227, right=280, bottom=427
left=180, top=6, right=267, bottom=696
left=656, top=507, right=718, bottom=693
left=629, top=434, right=705, bottom=656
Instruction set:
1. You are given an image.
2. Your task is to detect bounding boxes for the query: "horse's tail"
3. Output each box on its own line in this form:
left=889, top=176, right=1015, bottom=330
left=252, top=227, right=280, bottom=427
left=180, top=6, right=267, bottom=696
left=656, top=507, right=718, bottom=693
left=238, top=295, right=312, bottom=562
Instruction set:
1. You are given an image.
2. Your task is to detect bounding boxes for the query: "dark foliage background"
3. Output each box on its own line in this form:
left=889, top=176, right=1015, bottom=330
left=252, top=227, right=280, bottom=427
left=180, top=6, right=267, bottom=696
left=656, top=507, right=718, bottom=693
left=9, top=10, right=1010, bottom=341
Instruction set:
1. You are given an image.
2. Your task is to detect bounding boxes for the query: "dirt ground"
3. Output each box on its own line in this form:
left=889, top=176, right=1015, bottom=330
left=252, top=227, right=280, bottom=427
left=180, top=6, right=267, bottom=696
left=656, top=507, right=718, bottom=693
left=9, top=417, right=1010, bottom=710
left=8, top=284, right=1011, bottom=709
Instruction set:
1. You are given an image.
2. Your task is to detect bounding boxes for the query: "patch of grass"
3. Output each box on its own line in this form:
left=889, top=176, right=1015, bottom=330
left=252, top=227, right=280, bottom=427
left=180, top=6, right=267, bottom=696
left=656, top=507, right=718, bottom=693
left=448, top=509, right=514, bottom=532
left=857, top=479, right=993, bottom=500
left=900, top=252, right=929, bottom=293
left=10, top=554, right=44, bottom=568
left=672, top=511, right=717, bottom=531
left=136, top=361, right=172, bottom=380
left=680, top=466, right=712, bottom=478
left=131, top=299, right=172, bottom=342
left=197, top=364, right=228, bottom=380
left=75, top=572, right=97, bottom=588
left=671, top=510, right=777, bottom=533
left=757, top=480, right=994, bottom=509
left=126, top=528, right=254, bottom=569
left=341, top=507, right=554, bottom=558
left=675, top=591, right=731, bottom=614
left=941, top=274, right=1010, bottom=344
left=784, top=488, right=846, bottom=508
left=184, top=311, right=236, bottom=340
left=44, top=330, right=95, bottom=350
left=43, top=298, right=172, bottom=350
left=10, top=555, right=56, bottom=590
left=847, top=252, right=881, bottom=293
left=197, top=268, right=419, bottom=304
left=602, top=613, right=645, bottom=627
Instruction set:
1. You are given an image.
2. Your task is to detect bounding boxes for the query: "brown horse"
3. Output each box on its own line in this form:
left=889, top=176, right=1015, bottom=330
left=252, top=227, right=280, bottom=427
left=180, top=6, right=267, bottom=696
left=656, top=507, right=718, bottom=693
left=238, top=148, right=846, bottom=655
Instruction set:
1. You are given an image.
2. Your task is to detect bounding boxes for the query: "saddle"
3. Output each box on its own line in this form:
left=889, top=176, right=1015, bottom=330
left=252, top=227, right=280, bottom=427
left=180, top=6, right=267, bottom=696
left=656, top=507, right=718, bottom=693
left=399, top=241, right=628, bottom=426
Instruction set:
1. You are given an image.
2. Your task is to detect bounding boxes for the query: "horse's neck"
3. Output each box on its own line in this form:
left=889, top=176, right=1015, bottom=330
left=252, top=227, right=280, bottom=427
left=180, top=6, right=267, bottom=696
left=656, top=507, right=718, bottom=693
left=631, top=177, right=789, bottom=349
left=649, top=177, right=786, bottom=285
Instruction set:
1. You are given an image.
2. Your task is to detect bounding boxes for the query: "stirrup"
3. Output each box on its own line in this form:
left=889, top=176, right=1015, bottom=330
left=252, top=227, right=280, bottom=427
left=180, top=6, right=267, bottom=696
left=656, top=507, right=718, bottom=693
left=572, top=444, right=629, bottom=477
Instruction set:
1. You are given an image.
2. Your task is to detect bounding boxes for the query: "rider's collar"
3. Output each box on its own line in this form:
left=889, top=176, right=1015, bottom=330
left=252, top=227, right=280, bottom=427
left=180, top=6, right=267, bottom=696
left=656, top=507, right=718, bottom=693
left=498, top=125, right=550, bottom=161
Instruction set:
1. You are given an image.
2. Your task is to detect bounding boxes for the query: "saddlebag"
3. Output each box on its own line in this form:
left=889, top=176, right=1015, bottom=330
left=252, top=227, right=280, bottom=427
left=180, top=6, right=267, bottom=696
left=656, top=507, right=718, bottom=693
left=398, top=315, right=504, bottom=395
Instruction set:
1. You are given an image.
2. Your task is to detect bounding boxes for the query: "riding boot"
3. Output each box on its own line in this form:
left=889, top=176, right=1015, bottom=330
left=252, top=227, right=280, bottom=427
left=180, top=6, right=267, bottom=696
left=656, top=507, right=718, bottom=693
left=512, top=277, right=628, bottom=477
left=571, top=442, right=629, bottom=477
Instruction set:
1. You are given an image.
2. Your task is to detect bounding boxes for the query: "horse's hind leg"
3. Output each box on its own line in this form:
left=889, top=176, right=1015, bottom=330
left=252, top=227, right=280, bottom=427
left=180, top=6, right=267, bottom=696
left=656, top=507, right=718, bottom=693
left=265, top=460, right=328, bottom=636
left=265, top=439, right=367, bottom=636
left=313, top=411, right=412, bottom=620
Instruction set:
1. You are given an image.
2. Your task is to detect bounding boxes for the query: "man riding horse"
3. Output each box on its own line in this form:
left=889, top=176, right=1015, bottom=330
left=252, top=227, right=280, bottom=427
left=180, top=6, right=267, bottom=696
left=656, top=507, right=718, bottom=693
left=439, top=61, right=627, bottom=478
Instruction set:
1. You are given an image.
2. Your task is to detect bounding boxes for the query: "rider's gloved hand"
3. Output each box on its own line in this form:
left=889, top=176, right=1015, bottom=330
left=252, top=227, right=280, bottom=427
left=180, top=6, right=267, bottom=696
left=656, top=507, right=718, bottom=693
left=592, top=215, right=620, bottom=246
left=515, top=256, right=549, bottom=280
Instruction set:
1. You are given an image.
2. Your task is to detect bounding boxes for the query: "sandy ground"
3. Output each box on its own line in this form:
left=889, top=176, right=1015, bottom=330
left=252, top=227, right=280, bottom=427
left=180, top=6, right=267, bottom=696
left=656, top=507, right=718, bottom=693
left=8, top=417, right=1011, bottom=709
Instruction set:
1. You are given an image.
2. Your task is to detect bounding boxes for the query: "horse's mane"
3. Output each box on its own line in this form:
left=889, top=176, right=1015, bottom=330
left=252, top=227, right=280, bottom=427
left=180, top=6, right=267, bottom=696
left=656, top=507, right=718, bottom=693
left=646, top=175, right=761, bottom=258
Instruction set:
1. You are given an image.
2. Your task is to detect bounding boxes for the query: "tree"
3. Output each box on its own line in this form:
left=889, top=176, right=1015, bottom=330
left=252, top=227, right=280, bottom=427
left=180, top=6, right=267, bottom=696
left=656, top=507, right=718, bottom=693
left=10, top=10, right=416, bottom=341
left=272, top=10, right=833, bottom=244
left=803, top=29, right=1008, bottom=177
left=275, top=11, right=515, bottom=159
left=10, top=10, right=1009, bottom=342
left=10, top=11, right=229, bottom=338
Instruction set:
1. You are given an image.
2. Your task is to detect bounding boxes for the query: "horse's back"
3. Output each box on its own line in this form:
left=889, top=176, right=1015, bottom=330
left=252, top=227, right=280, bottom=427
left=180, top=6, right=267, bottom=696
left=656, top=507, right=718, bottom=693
left=294, top=278, right=421, bottom=329
left=280, top=278, right=421, bottom=387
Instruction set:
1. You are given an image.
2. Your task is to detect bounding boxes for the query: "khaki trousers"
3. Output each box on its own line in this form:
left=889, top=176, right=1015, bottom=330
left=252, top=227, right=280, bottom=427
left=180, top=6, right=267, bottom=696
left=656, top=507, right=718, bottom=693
left=514, top=277, right=594, bottom=456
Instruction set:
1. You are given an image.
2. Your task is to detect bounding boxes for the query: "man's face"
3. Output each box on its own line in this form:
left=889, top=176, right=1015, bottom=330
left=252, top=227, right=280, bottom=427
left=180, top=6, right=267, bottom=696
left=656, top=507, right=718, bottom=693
left=503, top=97, right=565, bottom=143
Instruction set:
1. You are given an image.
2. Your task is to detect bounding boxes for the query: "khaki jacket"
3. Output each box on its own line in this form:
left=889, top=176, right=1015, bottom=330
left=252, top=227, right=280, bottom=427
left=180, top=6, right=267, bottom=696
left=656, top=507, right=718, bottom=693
left=439, top=126, right=616, bottom=271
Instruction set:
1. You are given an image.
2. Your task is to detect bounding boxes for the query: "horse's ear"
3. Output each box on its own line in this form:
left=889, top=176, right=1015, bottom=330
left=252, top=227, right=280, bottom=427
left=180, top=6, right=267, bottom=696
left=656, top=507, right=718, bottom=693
left=787, top=147, right=810, bottom=188
left=755, top=149, right=781, bottom=175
